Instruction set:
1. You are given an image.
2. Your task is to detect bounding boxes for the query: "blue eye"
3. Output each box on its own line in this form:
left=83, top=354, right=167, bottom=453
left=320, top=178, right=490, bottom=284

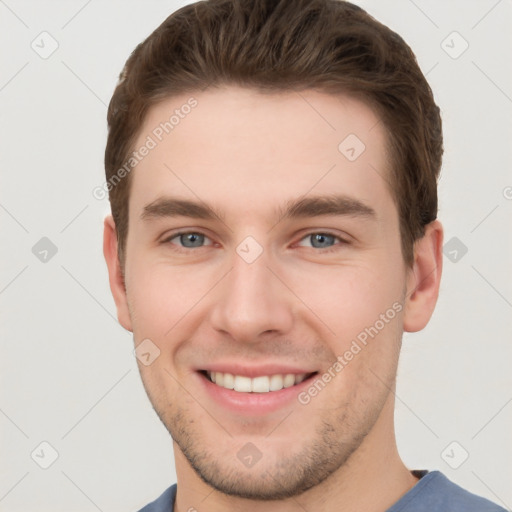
left=297, top=232, right=347, bottom=251
left=162, top=231, right=348, bottom=253
left=307, top=233, right=336, bottom=249
left=164, top=232, right=213, bottom=249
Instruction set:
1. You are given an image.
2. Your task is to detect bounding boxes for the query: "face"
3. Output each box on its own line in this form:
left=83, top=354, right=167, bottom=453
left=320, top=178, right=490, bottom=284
left=111, top=86, right=418, bottom=499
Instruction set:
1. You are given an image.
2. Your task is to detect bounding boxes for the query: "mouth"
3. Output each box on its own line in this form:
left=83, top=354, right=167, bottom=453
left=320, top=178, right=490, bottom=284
left=199, top=370, right=318, bottom=393
left=195, top=364, right=321, bottom=415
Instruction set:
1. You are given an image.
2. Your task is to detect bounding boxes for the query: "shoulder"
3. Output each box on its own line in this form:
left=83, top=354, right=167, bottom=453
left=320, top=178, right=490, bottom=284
left=136, top=484, right=177, bottom=512
left=389, top=471, right=507, bottom=512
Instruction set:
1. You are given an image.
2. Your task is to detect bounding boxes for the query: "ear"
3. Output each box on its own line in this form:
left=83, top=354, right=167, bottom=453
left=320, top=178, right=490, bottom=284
left=103, top=215, right=133, bottom=332
left=403, top=220, right=443, bottom=332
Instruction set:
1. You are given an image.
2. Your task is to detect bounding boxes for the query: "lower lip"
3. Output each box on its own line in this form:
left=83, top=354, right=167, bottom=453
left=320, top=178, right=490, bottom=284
left=196, top=372, right=317, bottom=415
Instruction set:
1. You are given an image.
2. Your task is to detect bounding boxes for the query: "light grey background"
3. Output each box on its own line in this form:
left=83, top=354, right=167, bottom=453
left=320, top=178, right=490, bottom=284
left=1, top=0, right=511, bottom=511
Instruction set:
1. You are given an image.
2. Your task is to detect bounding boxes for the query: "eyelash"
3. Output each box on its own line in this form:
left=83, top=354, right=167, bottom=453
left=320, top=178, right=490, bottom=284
left=161, top=230, right=350, bottom=254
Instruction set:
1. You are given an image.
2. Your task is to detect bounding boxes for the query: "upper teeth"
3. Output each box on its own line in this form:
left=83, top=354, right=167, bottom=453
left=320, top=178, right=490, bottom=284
left=207, top=371, right=308, bottom=393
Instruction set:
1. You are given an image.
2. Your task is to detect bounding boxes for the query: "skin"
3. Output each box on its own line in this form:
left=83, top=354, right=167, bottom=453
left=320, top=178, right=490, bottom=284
left=104, top=86, right=443, bottom=512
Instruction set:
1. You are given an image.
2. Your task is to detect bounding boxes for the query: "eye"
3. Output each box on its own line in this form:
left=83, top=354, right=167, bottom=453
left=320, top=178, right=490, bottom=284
left=162, top=231, right=214, bottom=250
left=296, top=232, right=348, bottom=251
left=161, top=230, right=349, bottom=253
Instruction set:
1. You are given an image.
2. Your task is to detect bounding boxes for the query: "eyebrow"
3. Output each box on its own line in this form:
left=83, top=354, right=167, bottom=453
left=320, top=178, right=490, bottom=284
left=140, top=194, right=376, bottom=223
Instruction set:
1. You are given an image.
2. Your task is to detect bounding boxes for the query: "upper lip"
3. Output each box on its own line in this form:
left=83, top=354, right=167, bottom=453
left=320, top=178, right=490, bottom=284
left=198, top=364, right=318, bottom=378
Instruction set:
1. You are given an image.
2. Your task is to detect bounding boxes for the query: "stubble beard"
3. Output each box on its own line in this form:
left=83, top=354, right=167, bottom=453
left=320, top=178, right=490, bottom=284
left=145, top=376, right=393, bottom=501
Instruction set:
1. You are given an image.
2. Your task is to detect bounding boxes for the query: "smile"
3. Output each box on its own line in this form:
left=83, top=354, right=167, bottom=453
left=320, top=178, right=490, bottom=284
left=204, top=370, right=315, bottom=393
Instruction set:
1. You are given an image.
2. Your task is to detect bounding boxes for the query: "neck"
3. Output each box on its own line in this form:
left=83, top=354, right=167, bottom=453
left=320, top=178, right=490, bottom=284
left=173, top=394, right=419, bottom=512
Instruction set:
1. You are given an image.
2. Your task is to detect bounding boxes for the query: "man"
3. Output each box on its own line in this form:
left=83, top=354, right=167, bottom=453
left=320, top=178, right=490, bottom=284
left=102, top=0, right=506, bottom=510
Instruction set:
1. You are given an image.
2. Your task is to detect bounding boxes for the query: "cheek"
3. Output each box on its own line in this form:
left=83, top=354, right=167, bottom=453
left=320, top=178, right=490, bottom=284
left=125, top=259, right=215, bottom=338
left=305, top=265, right=403, bottom=402
left=125, top=239, right=405, bottom=347
left=287, top=260, right=403, bottom=339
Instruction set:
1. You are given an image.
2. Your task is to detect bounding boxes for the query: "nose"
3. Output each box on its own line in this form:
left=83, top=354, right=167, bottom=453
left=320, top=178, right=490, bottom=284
left=209, top=246, right=294, bottom=344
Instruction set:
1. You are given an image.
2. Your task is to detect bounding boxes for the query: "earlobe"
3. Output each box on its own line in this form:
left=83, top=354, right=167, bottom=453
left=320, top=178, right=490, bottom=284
left=103, top=215, right=133, bottom=332
left=403, top=220, right=444, bottom=333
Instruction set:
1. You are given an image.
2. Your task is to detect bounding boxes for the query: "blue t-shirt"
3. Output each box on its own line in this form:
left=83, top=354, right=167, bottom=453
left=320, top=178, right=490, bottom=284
left=137, top=470, right=507, bottom=511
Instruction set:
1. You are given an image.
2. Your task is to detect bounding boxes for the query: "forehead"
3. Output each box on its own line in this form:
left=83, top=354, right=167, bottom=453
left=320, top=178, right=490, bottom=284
left=129, top=86, right=394, bottom=226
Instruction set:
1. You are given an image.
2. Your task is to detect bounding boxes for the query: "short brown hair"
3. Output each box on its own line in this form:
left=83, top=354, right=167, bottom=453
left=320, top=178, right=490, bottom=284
left=105, top=0, right=443, bottom=270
